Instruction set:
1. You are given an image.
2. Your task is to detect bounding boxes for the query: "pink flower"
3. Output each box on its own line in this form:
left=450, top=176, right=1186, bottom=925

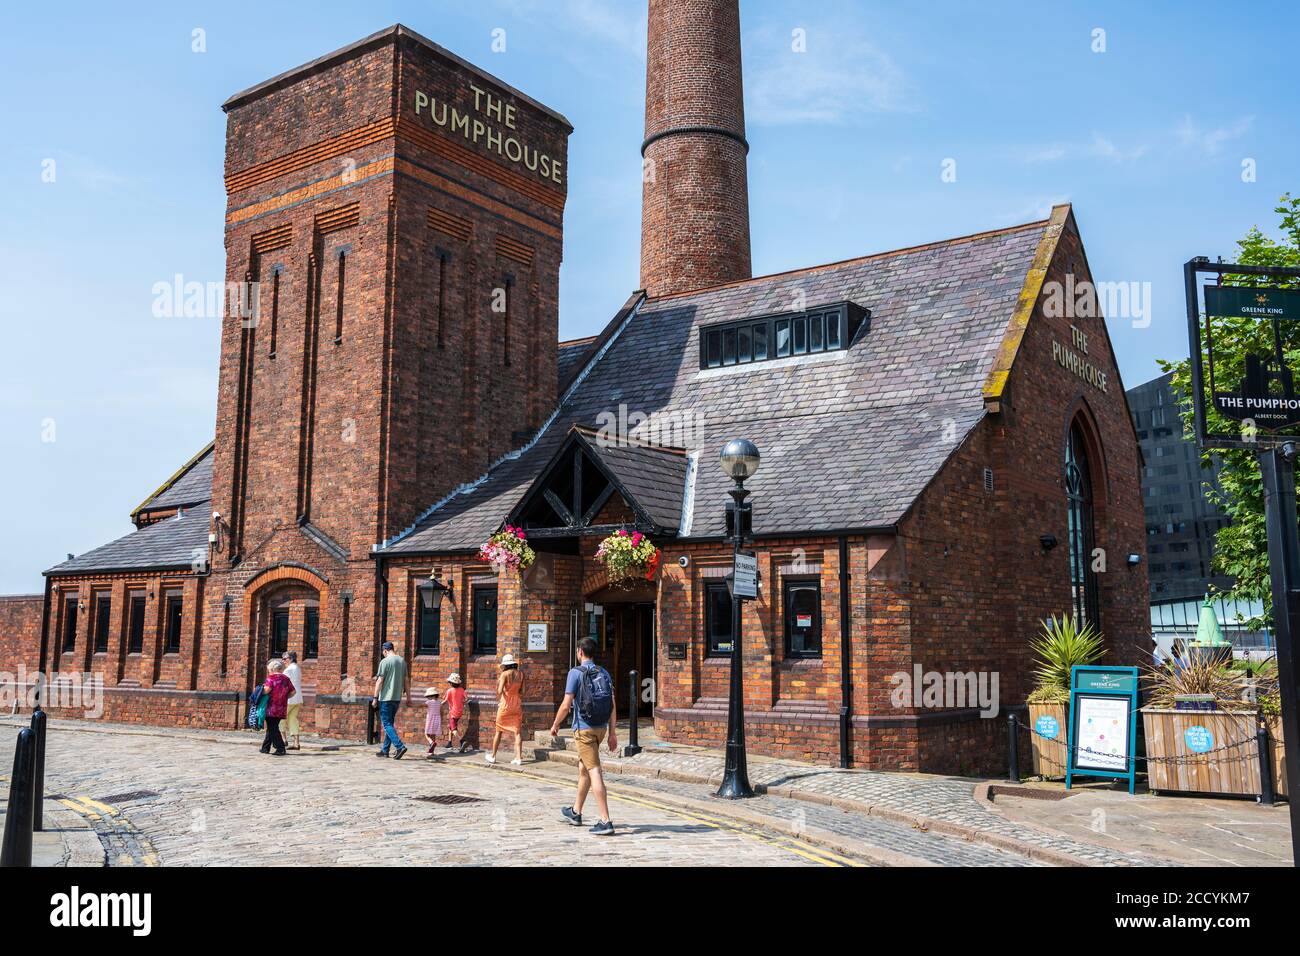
left=631, top=532, right=643, bottom=545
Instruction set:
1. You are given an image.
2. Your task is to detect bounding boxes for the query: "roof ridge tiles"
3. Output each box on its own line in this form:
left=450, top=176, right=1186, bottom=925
left=646, top=214, right=1057, bottom=304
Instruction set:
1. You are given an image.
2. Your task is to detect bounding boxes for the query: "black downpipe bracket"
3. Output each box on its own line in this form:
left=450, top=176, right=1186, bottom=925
left=838, top=536, right=854, bottom=769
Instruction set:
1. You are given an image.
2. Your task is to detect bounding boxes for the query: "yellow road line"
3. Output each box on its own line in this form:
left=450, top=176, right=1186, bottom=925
left=57, top=796, right=159, bottom=867
left=458, top=760, right=858, bottom=867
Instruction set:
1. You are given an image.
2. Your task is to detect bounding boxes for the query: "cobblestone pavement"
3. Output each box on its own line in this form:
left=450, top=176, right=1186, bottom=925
left=520, top=762, right=1043, bottom=866
left=551, top=738, right=1169, bottom=866
left=0, top=722, right=865, bottom=867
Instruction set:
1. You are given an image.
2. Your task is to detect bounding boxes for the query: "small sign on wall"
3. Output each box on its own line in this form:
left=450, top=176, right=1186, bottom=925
left=526, top=622, right=548, bottom=653
left=668, top=643, right=687, bottom=661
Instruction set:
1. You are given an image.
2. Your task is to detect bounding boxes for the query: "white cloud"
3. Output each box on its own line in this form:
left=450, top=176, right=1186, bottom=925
left=495, top=0, right=644, bottom=58
left=1088, top=134, right=1149, bottom=164
left=1020, top=144, right=1067, bottom=164
left=745, top=24, right=916, bottom=125
left=1176, top=115, right=1253, bottom=155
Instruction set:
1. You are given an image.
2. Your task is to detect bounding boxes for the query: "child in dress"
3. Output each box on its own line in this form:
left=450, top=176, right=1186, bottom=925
left=444, top=673, right=469, bottom=753
left=423, top=686, right=442, bottom=758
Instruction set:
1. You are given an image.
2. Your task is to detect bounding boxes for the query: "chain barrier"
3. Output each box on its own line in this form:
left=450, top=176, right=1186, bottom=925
left=1015, top=713, right=1267, bottom=772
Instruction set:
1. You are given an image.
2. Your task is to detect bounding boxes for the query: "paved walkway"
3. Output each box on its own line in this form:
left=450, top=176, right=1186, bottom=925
left=990, top=781, right=1293, bottom=867
left=5, top=717, right=1287, bottom=867
left=535, top=729, right=1165, bottom=866
left=0, top=719, right=864, bottom=867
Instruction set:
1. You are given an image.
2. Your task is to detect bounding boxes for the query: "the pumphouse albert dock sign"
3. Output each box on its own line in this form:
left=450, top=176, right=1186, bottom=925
left=1205, top=285, right=1300, bottom=430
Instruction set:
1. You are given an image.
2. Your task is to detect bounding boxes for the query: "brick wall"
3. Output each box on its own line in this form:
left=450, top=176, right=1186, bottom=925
left=891, top=209, right=1149, bottom=775
left=0, top=594, right=43, bottom=675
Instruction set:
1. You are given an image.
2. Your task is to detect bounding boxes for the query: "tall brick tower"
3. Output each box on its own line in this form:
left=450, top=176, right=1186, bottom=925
left=204, top=26, right=571, bottom=704
left=640, top=0, right=752, bottom=297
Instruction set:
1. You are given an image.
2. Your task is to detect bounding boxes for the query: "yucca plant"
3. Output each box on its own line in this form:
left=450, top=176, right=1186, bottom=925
left=1027, top=614, right=1105, bottom=704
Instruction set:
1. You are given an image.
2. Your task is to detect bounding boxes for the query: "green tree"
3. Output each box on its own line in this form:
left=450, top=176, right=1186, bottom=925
left=1159, top=194, right=1300, bottom=628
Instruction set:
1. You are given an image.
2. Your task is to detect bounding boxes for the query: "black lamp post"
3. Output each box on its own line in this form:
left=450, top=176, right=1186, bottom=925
left=717, top=438, right=759, bottom=799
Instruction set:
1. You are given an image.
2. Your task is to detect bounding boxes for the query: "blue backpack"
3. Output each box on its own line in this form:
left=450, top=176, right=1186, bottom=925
left=576, top=664, right=614, bottom=726
left=246, top=686, right=268, bottom=729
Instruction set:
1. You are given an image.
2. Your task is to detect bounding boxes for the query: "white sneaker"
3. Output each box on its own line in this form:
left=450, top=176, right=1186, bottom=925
left=510, top=758, right=523, bottom=765
left=484, top=753, right=496, bottom=764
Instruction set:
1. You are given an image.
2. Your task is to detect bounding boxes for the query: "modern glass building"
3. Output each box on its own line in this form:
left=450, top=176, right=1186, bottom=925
left=1128, top=372, right=1270, bottom=655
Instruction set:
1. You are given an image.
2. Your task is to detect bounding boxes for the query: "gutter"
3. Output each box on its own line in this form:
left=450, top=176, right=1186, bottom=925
left=672, top=524, right=896, bottom=546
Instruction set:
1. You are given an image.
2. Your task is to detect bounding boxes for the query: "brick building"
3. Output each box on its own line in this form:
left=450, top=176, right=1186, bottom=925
left=0, top=7, right=1148, bottom=774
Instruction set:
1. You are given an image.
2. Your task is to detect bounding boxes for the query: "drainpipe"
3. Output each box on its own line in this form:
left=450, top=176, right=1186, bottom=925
left=376, top=555, right=389, bottom=662
left=37, top=576, right=53, bottom=704
left=838, top=536, right=853, bottom=769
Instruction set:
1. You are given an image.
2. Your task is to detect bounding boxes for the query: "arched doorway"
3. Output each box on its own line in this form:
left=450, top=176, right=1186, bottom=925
left=255, top=583, right=320, bottom=675
left=245, top=580, right=322, bottom=686
left=244, top=566, right=327, bottom=685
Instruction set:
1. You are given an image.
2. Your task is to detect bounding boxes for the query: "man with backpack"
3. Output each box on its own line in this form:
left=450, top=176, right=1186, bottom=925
left=549, top=636, right=617, bottom=836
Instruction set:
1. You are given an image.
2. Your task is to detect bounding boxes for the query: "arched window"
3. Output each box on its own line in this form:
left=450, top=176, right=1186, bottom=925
left=1065, top=422, right=1099, bottom=627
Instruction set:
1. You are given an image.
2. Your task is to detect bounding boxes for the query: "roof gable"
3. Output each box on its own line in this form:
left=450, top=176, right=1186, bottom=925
left=131, top=442, right=215, bottom=521
left=509, top=427, right=688, bottom=537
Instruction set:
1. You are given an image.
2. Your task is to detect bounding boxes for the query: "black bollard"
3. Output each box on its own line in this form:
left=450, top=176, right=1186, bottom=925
left=624, top=670, right=642, bottom=757
left=30, top=708, right=46, bottom=832
left=1258, top=724, right=1276, bottom=806
left=1, top=729, right=36, bottom=867
left=366, top=697, right=378, bottom=746
left=1007, top=712, right=1020, bottom=783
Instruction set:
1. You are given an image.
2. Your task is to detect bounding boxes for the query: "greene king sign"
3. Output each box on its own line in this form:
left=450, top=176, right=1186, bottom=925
left=1205, top=285, right=1300, bottom=321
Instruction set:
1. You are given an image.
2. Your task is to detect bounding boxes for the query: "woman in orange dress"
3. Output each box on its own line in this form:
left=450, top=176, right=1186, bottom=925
left=486, top=653, right=526, bottom=765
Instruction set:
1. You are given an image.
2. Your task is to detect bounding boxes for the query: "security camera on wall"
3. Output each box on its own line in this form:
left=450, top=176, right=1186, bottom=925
left=678, top=555, right=690, bottom=568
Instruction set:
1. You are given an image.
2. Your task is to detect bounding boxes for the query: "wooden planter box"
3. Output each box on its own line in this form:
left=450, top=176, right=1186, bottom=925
left=1266, top=716, right=1288, bottom=798
left=1142, top=708, right=1260, bottom=797
left=1027, top=703, right=1068, bottom=779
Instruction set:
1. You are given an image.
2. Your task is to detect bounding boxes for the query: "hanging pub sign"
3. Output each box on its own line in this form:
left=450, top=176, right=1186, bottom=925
left=1065, top=665, right=1139, bottom=795
left=1185, top=258, right=1300, bottom=448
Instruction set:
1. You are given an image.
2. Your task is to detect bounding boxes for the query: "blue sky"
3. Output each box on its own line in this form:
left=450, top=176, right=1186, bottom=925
left=1, top=0, right=1297, bottom=593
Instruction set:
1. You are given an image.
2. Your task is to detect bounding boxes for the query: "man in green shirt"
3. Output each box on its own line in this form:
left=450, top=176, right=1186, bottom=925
left=372, top=641, right=409, bottom=759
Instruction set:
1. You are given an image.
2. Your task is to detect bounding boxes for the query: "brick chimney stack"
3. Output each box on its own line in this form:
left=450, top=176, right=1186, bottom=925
left=640, top=0, right=752, bottom=297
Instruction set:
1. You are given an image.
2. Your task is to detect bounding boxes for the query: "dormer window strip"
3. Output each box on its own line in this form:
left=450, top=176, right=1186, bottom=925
left=699, top=302, right=867, bottom=370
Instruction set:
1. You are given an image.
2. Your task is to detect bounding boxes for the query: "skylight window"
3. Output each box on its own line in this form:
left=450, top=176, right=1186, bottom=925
left=699, top=302, right=867, bottom=370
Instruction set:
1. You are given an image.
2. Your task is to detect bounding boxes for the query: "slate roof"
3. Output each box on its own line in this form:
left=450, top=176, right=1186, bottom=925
left=132, top=443, right=215, bottom=518
left=557, top=337, right=595, bottom=398
left=45, top=502, right=212, bottom=576
left=586, top=434, right=690, bottom=532
left=382, top=217, right=1050, bottom=554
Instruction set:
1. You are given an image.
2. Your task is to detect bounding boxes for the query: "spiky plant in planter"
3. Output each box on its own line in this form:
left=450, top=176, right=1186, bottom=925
left=1143, top=650, right=1251, bottom=712
left=1027, top=614, right=1106, bottom=704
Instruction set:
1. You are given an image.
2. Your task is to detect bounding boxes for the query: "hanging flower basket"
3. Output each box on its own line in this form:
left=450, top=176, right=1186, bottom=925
left=594, top=530, right=661, bottom=584
left=478, top=525, right=536, bottom=574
